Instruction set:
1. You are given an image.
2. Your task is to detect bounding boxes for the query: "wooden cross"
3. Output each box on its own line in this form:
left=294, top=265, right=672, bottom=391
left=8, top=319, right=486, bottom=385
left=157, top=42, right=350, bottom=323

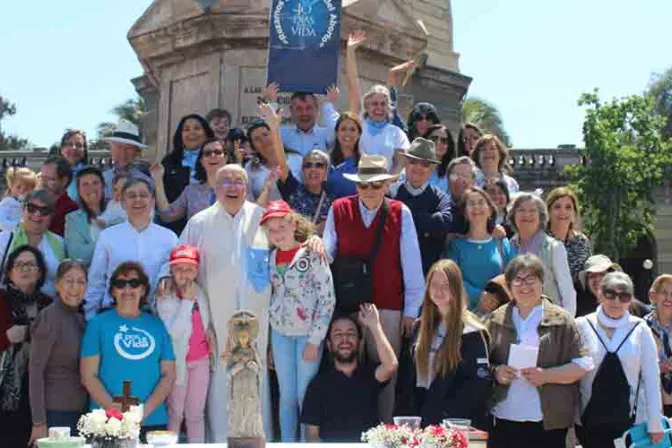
left=113, top=380, right=139, bottom=412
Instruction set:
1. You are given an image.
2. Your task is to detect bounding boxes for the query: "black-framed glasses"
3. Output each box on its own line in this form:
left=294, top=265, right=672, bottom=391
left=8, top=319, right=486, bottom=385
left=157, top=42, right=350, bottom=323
left=111, top=278, right=143, bottom=289
left=25, top=202, right=53, bottom=217
left=602, top=289, right=632, bottom=303
left=511, top=276, right=540, bottom=287
left=303, top=162, right=326, bottom=169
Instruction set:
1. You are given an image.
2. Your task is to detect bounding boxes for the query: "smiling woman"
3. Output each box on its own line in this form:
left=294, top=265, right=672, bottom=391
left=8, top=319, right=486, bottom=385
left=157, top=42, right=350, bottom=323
left=80, top=261, right=176, bottom=442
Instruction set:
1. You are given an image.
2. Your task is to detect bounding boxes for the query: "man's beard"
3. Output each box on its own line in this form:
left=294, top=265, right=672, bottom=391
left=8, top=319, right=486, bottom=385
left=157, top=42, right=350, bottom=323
left=333, top=349, right=357, bottom=364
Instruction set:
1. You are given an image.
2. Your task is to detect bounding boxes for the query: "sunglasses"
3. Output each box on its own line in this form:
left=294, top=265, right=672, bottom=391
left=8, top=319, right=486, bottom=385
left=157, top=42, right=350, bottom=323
left=602, top=289, right=632, bottom=303
left=429, top=136, right=450, bottom=145
left=303, top=162, right=327, bottom=169
left=357, top=181, right=385, bottom=190
left=203, top=148, right=225, bottom=157
left=26, top=203, right=53, bottom=217
left=111, top=278, right=144, bottom=289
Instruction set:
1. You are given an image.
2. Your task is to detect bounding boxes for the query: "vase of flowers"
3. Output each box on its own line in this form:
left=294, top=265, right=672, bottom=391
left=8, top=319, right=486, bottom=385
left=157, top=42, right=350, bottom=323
left=77, top=408, right=142, bottom=448
left=362, top=423, right=420, bottom=448
left=418, top=425, right=469, bottom=448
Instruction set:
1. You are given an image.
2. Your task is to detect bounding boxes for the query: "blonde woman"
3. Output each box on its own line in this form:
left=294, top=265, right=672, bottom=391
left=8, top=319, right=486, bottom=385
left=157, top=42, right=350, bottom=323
left=346, top=30, right=410, bottom=174
left=413, top=259, right=491, bottom=427
left=645, top=274, right=672, bottom=417
left=545, top=186, right=592, bottom=281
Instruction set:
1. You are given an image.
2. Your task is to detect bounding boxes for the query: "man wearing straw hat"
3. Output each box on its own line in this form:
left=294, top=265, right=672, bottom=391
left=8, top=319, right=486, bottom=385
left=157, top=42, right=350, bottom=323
left=102, top=119, right=152, bottom=199
left=393, top=137, right=456, bottom=275
left=322, top=154, right=424, bottom=422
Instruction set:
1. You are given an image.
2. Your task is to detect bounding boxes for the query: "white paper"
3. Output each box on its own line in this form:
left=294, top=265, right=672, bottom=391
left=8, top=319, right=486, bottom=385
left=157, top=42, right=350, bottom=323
left=508, top=343, right=539, bottom=371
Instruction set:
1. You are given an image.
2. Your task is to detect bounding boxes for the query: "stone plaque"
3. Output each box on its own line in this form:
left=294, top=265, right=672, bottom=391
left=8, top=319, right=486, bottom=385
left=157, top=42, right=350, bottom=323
left=237, top=67, right=292, bottom=127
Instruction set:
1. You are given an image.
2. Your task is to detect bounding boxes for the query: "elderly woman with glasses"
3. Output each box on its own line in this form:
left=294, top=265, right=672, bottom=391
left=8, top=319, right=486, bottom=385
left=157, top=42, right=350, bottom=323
left=487, top=254, right=592, bottom=448
left=81, top=261, right=176, bottom=440
left=0, top=189, right=65, bottom=297
left=576, top=272, right=664, bottom=448
left=508, top=193, right=576, bottom=316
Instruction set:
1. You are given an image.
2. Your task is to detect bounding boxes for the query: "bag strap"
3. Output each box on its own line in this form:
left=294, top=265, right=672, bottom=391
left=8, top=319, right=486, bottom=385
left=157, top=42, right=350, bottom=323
left=631, top=372, right=642, bottom=421
left=615, top=322, right=642, bottom=353
left=587, top=319, right=641, bottom=354
left=369, top=199, right=389, bottom=263
left=0, top=231, right=14, bottom=286
left=312, top=186, right=327, bottom=224
left=586, top=318, right=610, bottom=352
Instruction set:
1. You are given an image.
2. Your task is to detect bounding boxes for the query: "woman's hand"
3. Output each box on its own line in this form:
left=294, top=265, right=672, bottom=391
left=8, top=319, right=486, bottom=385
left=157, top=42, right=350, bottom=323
left=387, top=60, right=416, bottom=87
left=347, top=30, right=366, bottom=52
left=521, top=367, right=547, bottom=387
left=303, top=235, right=328, bottom=262
left=492, top=225, right=507, bottom=239
left=6, top=324, right=27, bottom=343
left=264, top=82, right=279, bottom=103
left=494, top=364, right=517, bottom=385
left=149, top=161, right=165, bottom=181
left=302, top=343, right=319, bottom=362
left=258, top=103, right=282, bottom=131
left=650, top=432, right=664, bottom=445
left=325, top=85, right=340, bottom=103
left=28, top=423, right=47, bottom=446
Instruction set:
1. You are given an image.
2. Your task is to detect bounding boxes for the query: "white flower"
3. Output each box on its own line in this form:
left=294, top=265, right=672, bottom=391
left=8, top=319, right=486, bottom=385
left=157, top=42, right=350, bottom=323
left=105, top=418, right=123, bottom=437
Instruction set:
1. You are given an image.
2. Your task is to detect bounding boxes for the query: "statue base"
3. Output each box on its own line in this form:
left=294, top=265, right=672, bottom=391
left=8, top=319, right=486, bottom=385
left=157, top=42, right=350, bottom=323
left=227, top=437, right=266, bottom=448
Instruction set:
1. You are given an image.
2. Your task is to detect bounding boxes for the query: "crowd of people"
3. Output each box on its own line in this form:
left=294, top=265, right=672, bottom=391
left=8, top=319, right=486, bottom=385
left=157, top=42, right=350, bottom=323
left=0, top=31, right=670, bottom=448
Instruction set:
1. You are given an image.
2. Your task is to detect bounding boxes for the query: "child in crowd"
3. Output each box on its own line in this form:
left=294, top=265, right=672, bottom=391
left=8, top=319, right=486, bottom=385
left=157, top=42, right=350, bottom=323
left=156, top=244, right=214, bottom=443
left=0, top=167, right=38, bottom=231
left=96, top=172, right=128, bottom=228
left=261, top=201, right=336, bottom=442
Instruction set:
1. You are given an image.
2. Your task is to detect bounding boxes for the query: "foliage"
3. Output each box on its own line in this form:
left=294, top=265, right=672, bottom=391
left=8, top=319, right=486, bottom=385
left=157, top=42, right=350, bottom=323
left=565, top=89, right=672, bottom=260
left=462, top=97, right=511, bottom=146
left=646, top=66, right=672, bottom=139
left=96, top=97, right=146, bottom=140
left=0, top=95, right=30, bottom=151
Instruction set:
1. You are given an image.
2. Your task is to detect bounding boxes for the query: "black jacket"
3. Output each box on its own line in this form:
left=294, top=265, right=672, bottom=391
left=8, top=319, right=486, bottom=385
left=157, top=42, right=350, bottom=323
left=409, top=325, right=492, bottom=428
left=160, top=153, right=191, bottom=235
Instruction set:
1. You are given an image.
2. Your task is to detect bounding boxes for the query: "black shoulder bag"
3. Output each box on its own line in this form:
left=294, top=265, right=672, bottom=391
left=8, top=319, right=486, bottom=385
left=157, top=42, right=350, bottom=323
left=332, top=200, right=389, bottom=314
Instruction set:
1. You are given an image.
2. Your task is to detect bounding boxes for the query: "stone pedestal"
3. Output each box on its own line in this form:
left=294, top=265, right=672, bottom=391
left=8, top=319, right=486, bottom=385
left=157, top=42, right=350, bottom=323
left=128, top=0, right=472, bottom=160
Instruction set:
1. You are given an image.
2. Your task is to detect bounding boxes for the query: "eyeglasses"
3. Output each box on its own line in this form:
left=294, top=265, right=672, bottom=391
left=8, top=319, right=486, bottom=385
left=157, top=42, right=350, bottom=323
left=511, top=276, right=540, bottom=287
left=124, top=192, right=151, bottom=201
left=357, top=182, right=385, bottom=190
left=111, top=278, right=143, bottom=289
left=26, top=203, right=53, bottom=217
left=14, top=261, right=38, bottom=272
left=408, top=159, right=432, bottom=168
left=449, top=173, right=473, bottom=181
left=303, top=162, right=327, bottom=169
left=602, top=289, right=632, bottom=303
left=218, top=180, right=246, bottom=189
left=429, top=136, right=450, bottom=145
left=63, top=143, right=85, bottom=150
left=202, top=149, right=225, bottom=157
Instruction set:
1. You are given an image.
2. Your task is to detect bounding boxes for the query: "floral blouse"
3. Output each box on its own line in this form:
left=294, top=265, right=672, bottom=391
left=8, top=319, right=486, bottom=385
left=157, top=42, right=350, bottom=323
left=268, top=247, right=336, bottom=345
left=277, top=171, right=335, bottom=223
left=550, top=230, right=592, bottom=280
left=158, top=182, right=215, bottom=223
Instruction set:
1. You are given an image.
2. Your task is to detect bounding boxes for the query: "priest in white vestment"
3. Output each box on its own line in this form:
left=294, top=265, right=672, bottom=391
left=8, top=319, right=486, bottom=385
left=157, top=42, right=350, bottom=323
left=178, top=164, right=273, bottom=442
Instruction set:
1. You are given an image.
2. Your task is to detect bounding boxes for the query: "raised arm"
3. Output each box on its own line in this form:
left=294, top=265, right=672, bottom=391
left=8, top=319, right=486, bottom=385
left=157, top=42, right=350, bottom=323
left=359, top=303, right=399, bottom=382
left=346, top=31, right=366, bottom=116
left=150, top=160, right=171, bottom=212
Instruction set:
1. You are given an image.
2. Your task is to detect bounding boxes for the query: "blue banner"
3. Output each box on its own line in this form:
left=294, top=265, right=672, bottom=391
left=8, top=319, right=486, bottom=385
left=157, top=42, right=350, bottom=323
left=267, top=0, right=342, bottom=94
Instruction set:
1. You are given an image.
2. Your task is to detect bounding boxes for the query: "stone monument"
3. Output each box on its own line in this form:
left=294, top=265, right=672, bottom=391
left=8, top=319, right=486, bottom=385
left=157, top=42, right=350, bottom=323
left=128, top=0, right=472, bottom=161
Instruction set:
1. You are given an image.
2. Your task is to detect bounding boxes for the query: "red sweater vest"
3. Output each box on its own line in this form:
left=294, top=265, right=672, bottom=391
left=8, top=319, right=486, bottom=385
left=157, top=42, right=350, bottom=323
left=333, top=196, right=404, bottom=310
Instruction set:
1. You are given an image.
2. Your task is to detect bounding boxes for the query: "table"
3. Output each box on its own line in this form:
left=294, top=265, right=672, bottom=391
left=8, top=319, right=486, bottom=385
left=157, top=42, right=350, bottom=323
left=121, top=443, right=487, bottom=448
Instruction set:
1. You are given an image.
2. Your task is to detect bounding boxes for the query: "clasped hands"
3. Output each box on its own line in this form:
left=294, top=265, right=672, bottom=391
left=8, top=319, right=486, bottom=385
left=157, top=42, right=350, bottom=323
left=495, top=364, right=547, bottom=387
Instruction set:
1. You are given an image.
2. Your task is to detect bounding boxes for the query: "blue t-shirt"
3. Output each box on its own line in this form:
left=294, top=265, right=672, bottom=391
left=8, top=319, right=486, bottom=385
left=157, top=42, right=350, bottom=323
left=81, top=309, right=176, bottom=426
left=327, top=157, right=358, bottom=198
left=447, top=237, right=517, bottom=310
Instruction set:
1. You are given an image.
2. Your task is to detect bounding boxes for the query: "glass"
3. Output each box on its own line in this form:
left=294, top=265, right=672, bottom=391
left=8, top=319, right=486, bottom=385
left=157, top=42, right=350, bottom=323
left=449, top=173, right=473, bottom=181
left=218, top=180, right=246, bottom=189
left=511, top=275, right=540, bottom=287
left=393, top=416, right=422, bottom=430
left=443, top=418, right=472, bottom=441
left=124, top=192, right=151, bottom=201
left=202, top=149, right=224, bottom=157
left=602, top=289, right=633, bottom=303
left=111, top=278, right=143, bottom=289
left=357, top=181, right=385, bottom=190
left=14, top=261, right=37, bottom=272
left=303, top=162, right=327, bottom=169
left=25, top=202, right=53, bottom=216
left=146, top=430, right=178, bottom=446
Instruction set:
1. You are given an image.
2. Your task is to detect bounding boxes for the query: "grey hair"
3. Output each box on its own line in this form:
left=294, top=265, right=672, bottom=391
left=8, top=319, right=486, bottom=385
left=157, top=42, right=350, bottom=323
left=361, top=85, right=392, bottom=118
left=446, top=156, right=477, bottom=177
left=504, top=254, right=546, bottom=288
left=216, top=163, right=249, bottom=184
left=24, top=189, right=56, bottom=212
left=600, top=271, right=634, bottom=295
left=508, top=192, right=549, bottom=232
left=303, top=149, right=329, bottom=167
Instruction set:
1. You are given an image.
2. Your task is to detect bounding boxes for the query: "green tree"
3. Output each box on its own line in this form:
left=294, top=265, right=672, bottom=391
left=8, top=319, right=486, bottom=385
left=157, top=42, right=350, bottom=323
left=646, top=66, right=672, bottom=138
left=96, top=97, right=146, bottom=140
left=565, top=89, right=672, bottom=260
left=462, top=97, right=511, bottom=146
left=0, top=96, right=29, bottom=151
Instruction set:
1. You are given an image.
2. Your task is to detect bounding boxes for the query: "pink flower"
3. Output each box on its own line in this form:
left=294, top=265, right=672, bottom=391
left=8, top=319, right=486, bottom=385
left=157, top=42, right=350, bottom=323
left=105, top=408, right=123, bottom=421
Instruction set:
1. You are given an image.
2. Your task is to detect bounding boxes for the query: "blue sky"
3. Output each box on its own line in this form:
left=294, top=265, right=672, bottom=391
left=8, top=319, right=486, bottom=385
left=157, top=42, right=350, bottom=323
left=1, top=0, right=670, bottom=148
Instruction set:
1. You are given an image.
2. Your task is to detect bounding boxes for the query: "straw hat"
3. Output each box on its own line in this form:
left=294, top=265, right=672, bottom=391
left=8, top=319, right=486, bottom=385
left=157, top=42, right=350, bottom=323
left=343, top=154, right=398, bottom=183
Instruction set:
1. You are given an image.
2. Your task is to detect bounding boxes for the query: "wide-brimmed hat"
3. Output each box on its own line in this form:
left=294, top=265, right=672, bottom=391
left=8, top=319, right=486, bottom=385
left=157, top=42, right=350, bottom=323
left=578, top=254, right=622, bottom=289
left=402, top=137, right=440, bottom=164
left=103, top=119, right=148, bottom=149
left=343, top=154, right=398, bottom=183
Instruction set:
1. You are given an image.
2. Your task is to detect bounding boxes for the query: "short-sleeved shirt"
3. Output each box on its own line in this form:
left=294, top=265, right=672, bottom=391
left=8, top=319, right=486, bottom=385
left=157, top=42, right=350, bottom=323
left=301, top=363, right=386, bottom=442
left=81, top=309, right=175, bottom=426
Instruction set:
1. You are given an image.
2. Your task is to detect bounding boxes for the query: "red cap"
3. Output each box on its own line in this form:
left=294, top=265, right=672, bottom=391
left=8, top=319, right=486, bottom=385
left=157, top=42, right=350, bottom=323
left=260, top=200, right=293, bottom=225
left=169, top=244, right=200, bottom=267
